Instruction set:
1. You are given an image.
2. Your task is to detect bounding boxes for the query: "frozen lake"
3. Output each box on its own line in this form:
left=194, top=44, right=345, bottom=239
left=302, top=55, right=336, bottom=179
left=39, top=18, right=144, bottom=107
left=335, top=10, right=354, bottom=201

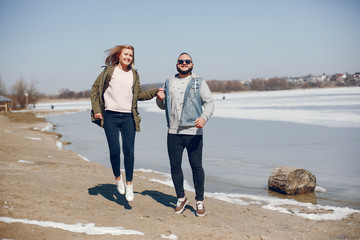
left=42, top=87, right=360, bottom=211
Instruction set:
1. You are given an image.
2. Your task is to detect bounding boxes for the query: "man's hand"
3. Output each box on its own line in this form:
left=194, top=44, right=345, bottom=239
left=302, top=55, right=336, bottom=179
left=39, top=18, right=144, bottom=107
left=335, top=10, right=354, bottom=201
left=195, top=117, right=206, bottom=128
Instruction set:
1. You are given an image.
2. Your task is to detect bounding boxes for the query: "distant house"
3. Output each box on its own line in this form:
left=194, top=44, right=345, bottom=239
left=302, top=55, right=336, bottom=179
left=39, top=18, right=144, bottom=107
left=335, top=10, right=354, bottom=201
left=330, top=74, right=347, bottom=84
left=308, top=75, right=324, bottom=83
left=0, top=95, right=12, bottom=112
left=287, top=76, right=305, bottom=84
left=354, top=72, right=360, bottom=82
left=321, top=73, right=328, bottom=81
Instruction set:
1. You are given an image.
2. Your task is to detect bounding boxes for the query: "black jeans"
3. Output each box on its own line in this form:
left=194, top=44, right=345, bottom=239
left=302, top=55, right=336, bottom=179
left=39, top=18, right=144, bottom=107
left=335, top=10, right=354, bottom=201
left=104, top=111, right=135, bottom=182
left=167, top=133, right=204, bottom=201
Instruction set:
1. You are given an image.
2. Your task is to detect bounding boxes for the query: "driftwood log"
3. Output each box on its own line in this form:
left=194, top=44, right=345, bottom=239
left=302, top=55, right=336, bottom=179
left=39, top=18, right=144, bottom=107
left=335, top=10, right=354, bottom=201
left=268, top=166, right=316, bottom=195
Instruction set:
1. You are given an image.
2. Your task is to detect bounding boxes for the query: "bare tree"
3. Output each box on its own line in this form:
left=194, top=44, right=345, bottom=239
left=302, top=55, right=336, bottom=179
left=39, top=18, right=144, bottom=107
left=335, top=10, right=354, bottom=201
left=27, top=80, right=41, bottom=104
left=0, top=76, right=7, bottom=96
left=250, top=78, right=266, bottom=91
left=10, top=77, right=41, bottom=108
left=11, top=77, right=28, bottom=108
left=265, top=77, right=289, bottom=90
left=58, top=88, right=76, bottom=99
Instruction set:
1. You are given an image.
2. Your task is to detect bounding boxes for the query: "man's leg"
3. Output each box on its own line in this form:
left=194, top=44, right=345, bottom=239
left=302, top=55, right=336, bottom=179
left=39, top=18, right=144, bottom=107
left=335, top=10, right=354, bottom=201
left=186, top=135, right=204, bottom=201
left=167, top=134, right=185, bottom=198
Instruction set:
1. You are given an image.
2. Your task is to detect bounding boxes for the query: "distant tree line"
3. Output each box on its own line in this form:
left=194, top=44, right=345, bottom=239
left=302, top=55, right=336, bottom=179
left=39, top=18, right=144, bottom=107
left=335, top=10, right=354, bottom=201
left=1, top=74, right=358, bottom=110
left=141, top=78, right=296, bottom=92
left=56, top=88, right=91, bottom=99
left=206, top=75, right=358, bottom=92
left=142, top=77, right=345, bottom=93
left=205, top=77, right=293, bottom=92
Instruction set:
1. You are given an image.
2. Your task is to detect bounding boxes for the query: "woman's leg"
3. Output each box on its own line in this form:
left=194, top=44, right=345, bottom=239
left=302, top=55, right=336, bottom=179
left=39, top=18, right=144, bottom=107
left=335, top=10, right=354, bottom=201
left=103, top=111, right=121, bottom=178
left=120, top=113, right=136, bottom=183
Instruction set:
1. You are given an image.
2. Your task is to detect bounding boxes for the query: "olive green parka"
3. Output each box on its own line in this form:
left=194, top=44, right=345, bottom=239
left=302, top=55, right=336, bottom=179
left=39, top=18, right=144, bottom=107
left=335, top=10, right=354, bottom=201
left=91, top=65, right=158, bottom=132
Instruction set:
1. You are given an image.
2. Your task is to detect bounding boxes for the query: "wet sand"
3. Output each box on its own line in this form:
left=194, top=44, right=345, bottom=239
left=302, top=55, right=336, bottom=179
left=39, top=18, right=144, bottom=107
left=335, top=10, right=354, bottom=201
left=0, top=112, right=359, bottom=240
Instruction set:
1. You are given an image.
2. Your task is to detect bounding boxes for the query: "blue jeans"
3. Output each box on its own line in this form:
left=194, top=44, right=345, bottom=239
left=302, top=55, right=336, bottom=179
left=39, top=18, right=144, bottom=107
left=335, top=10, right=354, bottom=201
left=167, top=134, right=204, bottom=201
left=104, top=110, right=135, bottom=182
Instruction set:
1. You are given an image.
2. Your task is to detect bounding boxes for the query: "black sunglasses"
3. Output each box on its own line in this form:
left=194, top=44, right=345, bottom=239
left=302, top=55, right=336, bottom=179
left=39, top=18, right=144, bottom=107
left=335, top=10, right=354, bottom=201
left=178, top=59, right=192, bottom=64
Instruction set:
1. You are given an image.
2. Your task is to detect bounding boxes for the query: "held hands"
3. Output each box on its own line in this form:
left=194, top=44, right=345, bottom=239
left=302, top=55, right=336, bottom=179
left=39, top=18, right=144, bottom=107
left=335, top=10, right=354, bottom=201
left=157, top=88, right=165, bottom=100
left=94, top=113, right=103, bottom=120
left=195, top=117, right=206, bottom=128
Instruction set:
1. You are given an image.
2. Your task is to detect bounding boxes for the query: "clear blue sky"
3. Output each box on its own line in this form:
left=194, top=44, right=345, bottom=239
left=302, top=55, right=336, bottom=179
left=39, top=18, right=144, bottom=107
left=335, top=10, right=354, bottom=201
left=1, top=0, right=359, bottom=94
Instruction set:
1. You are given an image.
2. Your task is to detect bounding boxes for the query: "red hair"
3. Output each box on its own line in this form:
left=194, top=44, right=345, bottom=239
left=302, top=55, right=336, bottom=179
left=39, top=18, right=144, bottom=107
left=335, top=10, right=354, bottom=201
left=104, top=45, right=135, bottom=70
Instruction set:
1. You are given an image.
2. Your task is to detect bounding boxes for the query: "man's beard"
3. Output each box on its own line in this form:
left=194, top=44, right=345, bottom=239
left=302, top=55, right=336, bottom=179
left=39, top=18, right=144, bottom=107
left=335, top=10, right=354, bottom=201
left=177, top=65, right=193, bottom=75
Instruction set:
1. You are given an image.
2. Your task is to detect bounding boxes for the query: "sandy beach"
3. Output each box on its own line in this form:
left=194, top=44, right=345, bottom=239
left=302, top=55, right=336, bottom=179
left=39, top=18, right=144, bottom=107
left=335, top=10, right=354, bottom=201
left=1, top=112, right=359, bottom=240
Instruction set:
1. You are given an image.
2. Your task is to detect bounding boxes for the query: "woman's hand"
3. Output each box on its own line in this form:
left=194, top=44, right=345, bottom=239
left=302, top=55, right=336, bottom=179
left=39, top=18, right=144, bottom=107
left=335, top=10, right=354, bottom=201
left=157, top=88, right=165, bottom=100
left=94, top=113, right=103, bottom=120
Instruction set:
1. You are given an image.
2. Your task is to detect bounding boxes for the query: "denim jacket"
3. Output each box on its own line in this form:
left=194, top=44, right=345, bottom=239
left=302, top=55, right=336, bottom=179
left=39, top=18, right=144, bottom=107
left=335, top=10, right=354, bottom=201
left=164, top=76, right=203, bottom=127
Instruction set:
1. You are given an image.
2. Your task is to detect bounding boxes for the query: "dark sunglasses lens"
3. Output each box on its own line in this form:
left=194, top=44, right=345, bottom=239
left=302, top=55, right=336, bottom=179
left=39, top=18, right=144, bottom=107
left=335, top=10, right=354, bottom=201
left=178, top=59, right=191, bottom=64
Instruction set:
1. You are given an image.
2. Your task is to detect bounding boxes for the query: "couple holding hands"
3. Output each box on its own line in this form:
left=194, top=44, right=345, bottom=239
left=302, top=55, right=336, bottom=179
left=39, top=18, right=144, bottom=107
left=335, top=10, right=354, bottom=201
left=91, top=45, right=214, bottom=217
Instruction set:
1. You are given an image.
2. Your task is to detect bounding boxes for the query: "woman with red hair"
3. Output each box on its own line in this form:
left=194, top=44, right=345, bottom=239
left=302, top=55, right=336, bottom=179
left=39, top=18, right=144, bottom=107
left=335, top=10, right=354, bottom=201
left=91, top=45, right=159, bottom=202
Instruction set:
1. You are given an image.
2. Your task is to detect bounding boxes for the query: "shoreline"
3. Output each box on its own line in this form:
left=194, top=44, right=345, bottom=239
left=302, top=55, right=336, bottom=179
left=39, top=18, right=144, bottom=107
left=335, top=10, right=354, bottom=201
left=1, top=112, right=360, bottom=239
left=50, top=108, right=360, bottom=211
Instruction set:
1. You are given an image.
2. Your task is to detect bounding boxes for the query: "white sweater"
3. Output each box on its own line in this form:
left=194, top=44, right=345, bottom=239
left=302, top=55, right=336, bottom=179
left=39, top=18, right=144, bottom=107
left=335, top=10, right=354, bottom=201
left=104, top=66, right=133, bottom=113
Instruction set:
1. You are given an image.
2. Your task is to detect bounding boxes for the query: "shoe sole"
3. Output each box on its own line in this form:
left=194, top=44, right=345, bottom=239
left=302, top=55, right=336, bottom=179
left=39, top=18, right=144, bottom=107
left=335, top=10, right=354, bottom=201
left=126, top=195, right=134, bottom=201
left=174, top=199, right=189, bottom=214
left=197, top=212, right=206, bottom=217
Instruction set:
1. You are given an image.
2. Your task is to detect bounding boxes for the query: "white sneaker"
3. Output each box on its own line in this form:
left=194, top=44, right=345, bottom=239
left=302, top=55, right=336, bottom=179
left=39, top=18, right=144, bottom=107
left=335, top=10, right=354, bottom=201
left=125, top=183, right=134, bottom=201
left=115, top=178, right=125, bottom=195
